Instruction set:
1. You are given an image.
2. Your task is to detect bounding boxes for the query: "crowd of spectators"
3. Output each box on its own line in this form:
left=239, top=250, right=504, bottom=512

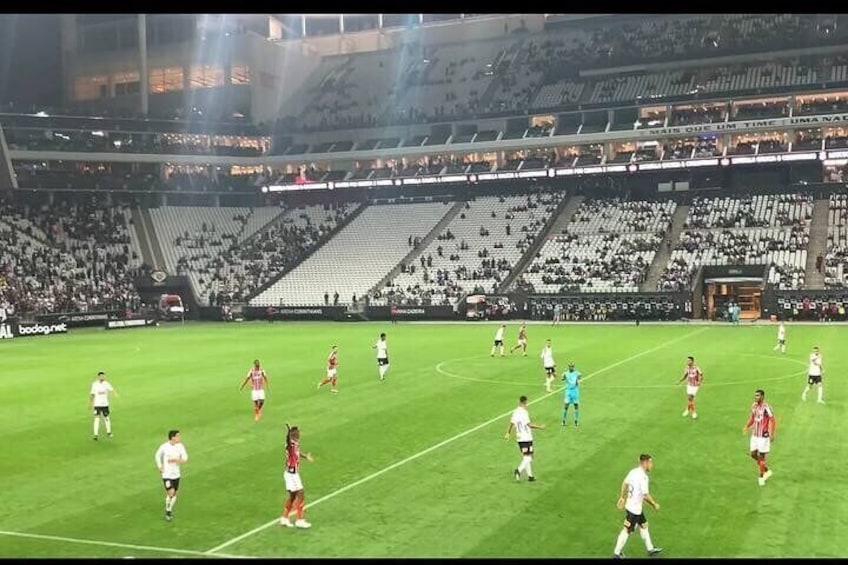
left=0, top=198, right=142, bottom=315
left=658, top=230, right=809, bottom=293
left=374, top=191, right=565, bottom=306
left=176, top=203, right=358, bottom=306
left=277, top=14, right=843, bottom=132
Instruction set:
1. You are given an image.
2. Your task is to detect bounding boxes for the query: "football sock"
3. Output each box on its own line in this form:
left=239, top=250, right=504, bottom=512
left=169, top=495, right=177, bottom=511
left=640, top=528, right=655, bottom=551
left=319, top=378, right=329, bottom=387
left=164, top=495, right=170, bottom=511
left=296, top=500, right=305, bottom=520
left=524, top=458, right=533, bottom=477
left=818, top=386, right=823, bottom=402
left=517, top=458, right=527, bottom=475
left=757, top=459, right=766, bottom=476
left=283, top=499, right=293, bottom=517
left=379, top=365, right=388, bottom=379
left=614, top=529, right=629, bottom=555
left=104, top=417, right=112, bottom=434
left=801, top=386, right=808, bottom=400
left=781, top=345, right=786, bottom=353
left=562, top=407, right=569, bottom=423
left=93, top=417, right=100, bottom=437
left=574, top=408, right=579, bottom=425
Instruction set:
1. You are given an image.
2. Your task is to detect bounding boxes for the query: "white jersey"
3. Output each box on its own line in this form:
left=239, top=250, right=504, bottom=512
left=777, top=325, right=786, bottom=341
left=495, top=327, right=505, bottom=341
left=808, top=353, right=823, bottom=376
left=90, top=380, right=114, bottom=408
left=155, top=441, right=189, bottom=479
left=541, top=346, right=555, bottom=368
left=623, top=466, right=650, bottom=515
left=375, top=340, right=388, bottom=359
left=510, top=406, right=533, bottom=442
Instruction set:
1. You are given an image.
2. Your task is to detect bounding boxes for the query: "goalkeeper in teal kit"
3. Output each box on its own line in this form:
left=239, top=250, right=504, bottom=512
left=562, top=363, right=581, bottom=428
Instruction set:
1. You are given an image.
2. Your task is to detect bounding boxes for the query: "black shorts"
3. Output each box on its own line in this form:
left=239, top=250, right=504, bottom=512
left=94, top=406, right=110, bottom=417
left=378, top=358, right=389, bottom=366
left=517, top=441, right=534, bottom=455
left=162, top=477, right=180, bottom=492
left=808, top=374, right=822, bottom=385
left=778, top=339, right=785, bottom=345
left=624, top=510, right=647, bottom=532
left=494, top=340, right=503, bottom=347
left=545, top=366, right=556, bottom=375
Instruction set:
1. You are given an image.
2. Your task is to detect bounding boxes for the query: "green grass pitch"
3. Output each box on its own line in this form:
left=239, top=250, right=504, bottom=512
left=1, top=321, right=846, bottom=558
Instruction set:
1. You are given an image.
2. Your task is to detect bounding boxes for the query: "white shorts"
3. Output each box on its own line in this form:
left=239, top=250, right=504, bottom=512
left=518, top=338, right=527, bottom=346
left=749, top=435, right=771, bottom=454
left=686, top=385, right=700, bottom=397
left=327, top=368, right=337, bottom=378
left=284, top=471, right=303, bottom=492
left=251, top=389, right=266, bottom=402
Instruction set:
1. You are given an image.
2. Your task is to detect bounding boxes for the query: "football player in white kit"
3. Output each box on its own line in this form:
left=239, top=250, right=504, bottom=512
left=802, top=346, right=824, bottom=403
left=89, top=371, right=119, bottom=440
left=155, top=430, right=188, bottom=521
left=612, top=454, right=663, bottom=558
left=373, top=333, right=390, bottom=381
left=541, top=339, right=556, bottom=392
left=504, top=395, right=545, bottom=482
left=773, top=320, right=787, bottom=354
left=490, top=324, right=506, bottom=357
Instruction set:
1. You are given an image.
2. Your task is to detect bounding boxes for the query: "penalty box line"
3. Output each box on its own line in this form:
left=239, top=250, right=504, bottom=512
left=0, top=529, right=251, bottom=559
left=206, top=327, right=709, bottom=555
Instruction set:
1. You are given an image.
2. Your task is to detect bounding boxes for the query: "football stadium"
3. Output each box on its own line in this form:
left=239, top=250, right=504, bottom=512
left=0, top=13, right=847, bottom=558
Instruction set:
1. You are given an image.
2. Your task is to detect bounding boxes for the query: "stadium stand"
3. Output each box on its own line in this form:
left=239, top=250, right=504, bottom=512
left=0, top=199, right=143, bottom=315
left=202, top=202, right=360, bottom=305
left=374, top=191, right=566, bottom=305
left=521, top=199, right=676, bottom=293
left=273, top=14, right=848, bottom=133
left=824, top=193, right=848, bottom=288
left=148, top=206, right=282, bottom=303
left=657, top=194, right=813, bottom=291
left=250, top=202, right=452, bottom=306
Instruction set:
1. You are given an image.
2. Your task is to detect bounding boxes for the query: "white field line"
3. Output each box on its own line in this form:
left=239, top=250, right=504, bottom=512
left=205, top=327, right=709, bottom=554
left=0, top=529, right=250, bottom=559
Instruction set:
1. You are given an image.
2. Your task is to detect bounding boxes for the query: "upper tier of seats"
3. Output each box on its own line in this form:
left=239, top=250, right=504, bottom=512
left=276, top=14, right=848, bottom=134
